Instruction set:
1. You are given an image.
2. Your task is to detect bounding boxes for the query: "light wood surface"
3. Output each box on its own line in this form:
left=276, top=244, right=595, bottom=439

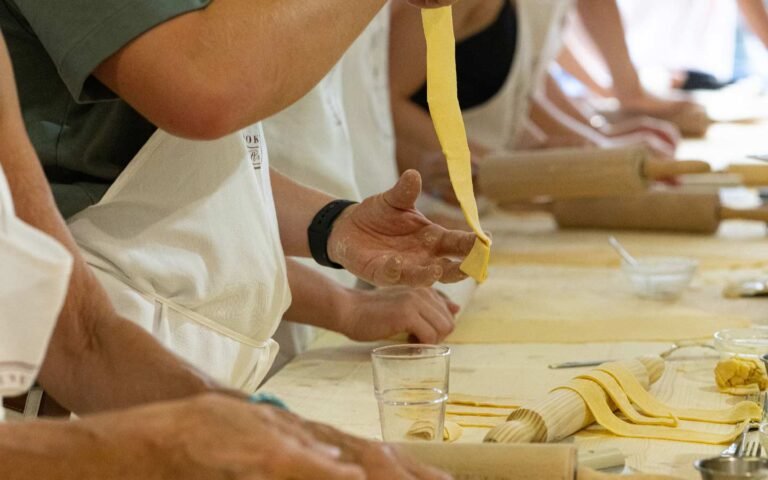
left=260, top=121, right=768, bottom=479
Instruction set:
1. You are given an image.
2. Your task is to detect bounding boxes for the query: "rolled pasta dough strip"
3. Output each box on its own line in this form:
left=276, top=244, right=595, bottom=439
left=599, top=363, right=761, bottom=424
left=576, top=371, right=677, bottom=427
left=448, top=393, right=519, bottom=409
left=447, top=409, right=510, bottom=418
left=560, top=379, right=748, bottom=445
left=407, top=420, right=464, bottom=442
left=422, top=7, right=491, bottom=282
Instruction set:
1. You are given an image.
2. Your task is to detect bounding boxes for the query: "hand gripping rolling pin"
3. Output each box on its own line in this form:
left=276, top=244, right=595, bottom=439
left=478, top=146, right=710, bottom=203
left=553, top=191, right=768, bottom=234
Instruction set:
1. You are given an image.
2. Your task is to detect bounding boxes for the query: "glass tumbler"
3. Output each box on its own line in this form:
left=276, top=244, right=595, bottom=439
left=371, top=344, right=450, bottom=442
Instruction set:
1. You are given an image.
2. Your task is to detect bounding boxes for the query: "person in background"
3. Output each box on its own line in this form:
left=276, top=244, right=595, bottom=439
left=389, top=0, right=679, bottom=207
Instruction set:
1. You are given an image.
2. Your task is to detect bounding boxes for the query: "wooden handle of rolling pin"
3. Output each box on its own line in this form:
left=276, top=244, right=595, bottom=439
left=727, top=164, right=768, bottom=187
left=720, top=206, right=768, bottom=223
left=642, top=159, right=711, bottom=180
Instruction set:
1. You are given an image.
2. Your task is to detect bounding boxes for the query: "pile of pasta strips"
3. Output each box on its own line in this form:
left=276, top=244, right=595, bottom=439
left=561, top=362, right=760, bottom=444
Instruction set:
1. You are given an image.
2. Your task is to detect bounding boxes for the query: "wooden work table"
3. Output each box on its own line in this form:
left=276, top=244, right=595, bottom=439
left=260, top=120, right=768, bottom=479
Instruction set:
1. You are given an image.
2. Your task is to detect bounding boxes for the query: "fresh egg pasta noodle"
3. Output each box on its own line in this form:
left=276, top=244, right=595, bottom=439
left=422, top=7, right=491, bottom=282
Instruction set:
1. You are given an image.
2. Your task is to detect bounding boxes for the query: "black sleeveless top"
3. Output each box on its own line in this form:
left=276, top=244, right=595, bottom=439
left=412, top=0, right=518, bottom=111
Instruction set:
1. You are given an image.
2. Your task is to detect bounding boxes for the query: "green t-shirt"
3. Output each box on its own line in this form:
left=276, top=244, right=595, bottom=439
left=0, top=0, right=210, bottom=218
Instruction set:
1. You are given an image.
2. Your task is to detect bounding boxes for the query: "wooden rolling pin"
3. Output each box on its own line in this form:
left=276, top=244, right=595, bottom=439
left=479, top=146, right=711, bottom=203
left=728, top=164, right=768, bottom=187
left=553, top=191, right=768, bottom=234
left=484, top=357, right=663, bottom=444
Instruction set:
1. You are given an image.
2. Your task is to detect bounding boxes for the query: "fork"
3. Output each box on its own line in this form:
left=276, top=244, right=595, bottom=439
left=721, top=392, right=765, bottom=457
left=738, top=392, right=766, bottom=458
left=742, top=440, right=763, bottom=458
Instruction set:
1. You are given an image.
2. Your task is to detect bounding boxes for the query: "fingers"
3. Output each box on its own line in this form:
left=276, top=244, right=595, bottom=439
left=418, top=301, right=455, bottom=343
left=435, top=230, right=477, bottom=257
left=371, top=255, right=404, bottom=286
left=271, top=444, right=365, bottom=480
left=398, top=289, right=455, bottom=344
left=434, top=257, right=466, bottom=284
left=383, top=170, right=422, bottom=211
left=407, top=311, right=441, bottom=344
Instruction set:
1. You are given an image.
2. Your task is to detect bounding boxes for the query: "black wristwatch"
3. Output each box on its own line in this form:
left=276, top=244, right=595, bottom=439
left=307, top=200, right=357, bottom=269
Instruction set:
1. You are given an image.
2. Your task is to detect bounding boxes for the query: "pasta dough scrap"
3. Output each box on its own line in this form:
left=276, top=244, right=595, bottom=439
left=599, top=363, right=761, bottom=424
left=445, top=421, right=463, bottom=442
left=448, top=393, right=520, bottom=409
left=559, top=379, right=749, bottom=445
left=715, top=357, right=768, bottom=396
left=447, top=409, right=510, bottom=418
left=576, top=371, right=677, bottom=427
left=422, top=7, right=491, bottom=282
left=407, top=420, right=464, bottom=443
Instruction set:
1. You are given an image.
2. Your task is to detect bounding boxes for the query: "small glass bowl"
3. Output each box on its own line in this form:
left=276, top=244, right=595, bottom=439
left=714, top=328, right=768, bottom=359
left=621, top=257, right=699, bottom=301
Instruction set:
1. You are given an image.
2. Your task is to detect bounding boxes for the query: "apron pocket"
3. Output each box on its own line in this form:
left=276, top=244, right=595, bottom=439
left=92, top=268, right=277, bottom=392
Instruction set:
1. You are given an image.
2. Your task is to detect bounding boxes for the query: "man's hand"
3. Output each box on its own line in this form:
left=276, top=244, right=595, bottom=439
left=328, top=170, right=477, bottom=287
left=300, top=415, right=453, bottom=480
left=339, top=287, right=459, bottom=344
left=3, top=393, right=452, bottom=479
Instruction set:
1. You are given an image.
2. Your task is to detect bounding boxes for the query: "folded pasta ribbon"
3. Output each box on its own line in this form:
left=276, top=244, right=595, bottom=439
left=558, top=379, right=750, bottom=445
left=421, top=7, right=492, bottom=283
left=598, top=363, right=761, bottom=424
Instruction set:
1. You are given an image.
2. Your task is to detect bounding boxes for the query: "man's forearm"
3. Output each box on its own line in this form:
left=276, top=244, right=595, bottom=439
left=577, top=0, right=642, bottom=99
left=739, top=0, right=768, bottom=49
left=529, top=96, right=600, bottom=144
left=544, top=73, right=593, bottom=126
left=283, top=259, right=355, bottom=334
left=270, top=169, right=336, bottom=258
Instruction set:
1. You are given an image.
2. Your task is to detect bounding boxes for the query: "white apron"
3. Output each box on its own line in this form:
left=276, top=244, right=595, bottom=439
left=0, top=167, right=72, bottom=420
left=264, top=65, right=358, bottom=370
left=343, top=3, right=400, bottom=198
left=463, top=0, right=574, bottom=152
left=265, top=6, right=397, bottom=372
left=68, top=126, right=291, bottom=392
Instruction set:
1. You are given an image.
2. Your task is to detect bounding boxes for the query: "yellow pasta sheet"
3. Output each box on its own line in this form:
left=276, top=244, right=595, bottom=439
left=448, top=264, right=755, bottom=343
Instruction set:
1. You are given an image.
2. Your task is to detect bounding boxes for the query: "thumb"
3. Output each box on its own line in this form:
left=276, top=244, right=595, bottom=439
left=383, top=170, right=422, bottom=210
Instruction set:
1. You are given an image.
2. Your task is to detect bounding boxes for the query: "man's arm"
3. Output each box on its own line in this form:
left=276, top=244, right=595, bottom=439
left=739, top=0, right=768, bottom=49
left=95, top=0, right=455, bottom=140
left=0, top=37, right=225, bottom=414
left=575, top=0, right=641, bottom=101
left=575, top=0, right=689, bottom=116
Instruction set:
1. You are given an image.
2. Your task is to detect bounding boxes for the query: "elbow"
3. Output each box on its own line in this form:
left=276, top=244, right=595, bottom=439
left=152, top=90, right=246, bottom=141
left=139, top=64, right=297, bottom=140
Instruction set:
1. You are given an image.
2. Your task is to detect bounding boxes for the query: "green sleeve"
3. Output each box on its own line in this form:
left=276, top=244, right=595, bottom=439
left=10, top=0, right=210, bottom=102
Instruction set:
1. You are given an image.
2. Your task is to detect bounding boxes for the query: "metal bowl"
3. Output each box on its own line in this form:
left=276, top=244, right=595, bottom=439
left=695, top=457, right=768, bottom=480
